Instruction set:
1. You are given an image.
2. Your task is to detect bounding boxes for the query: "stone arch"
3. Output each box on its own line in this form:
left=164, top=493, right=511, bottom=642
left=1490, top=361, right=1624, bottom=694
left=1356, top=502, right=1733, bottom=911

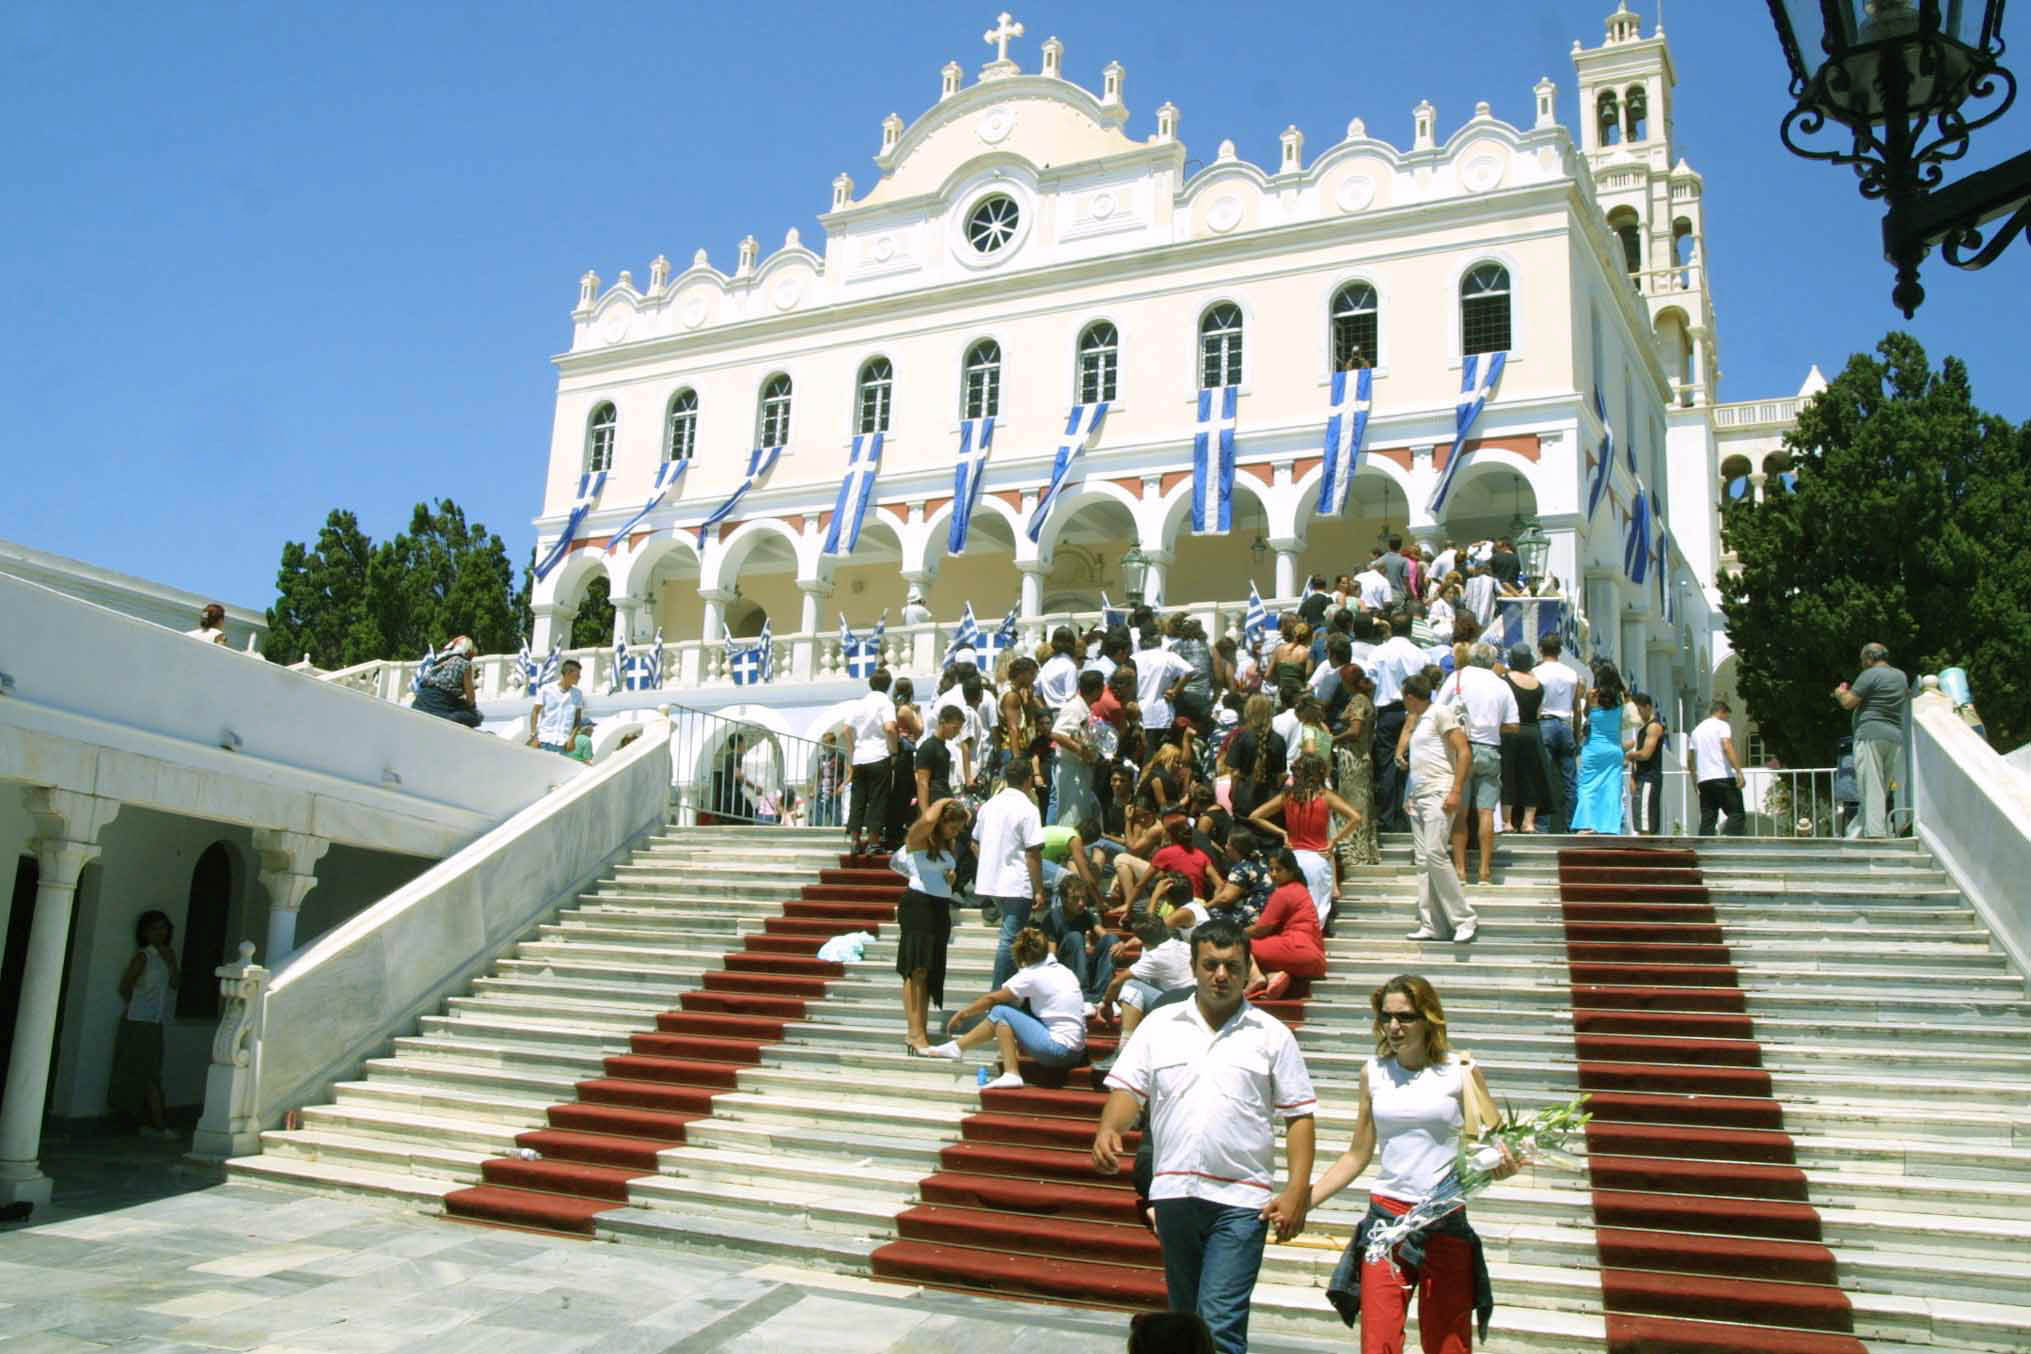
left=1155, top=473, right=1274, bottom=555
left=1029, top=479, right=1148, bottom=563
left=1156, top=473, right=1280, bottom=607
left=533, top=547, right=614, bottom=614
left=614, top=532, right=703, bottom=601
left=705, top=517, right=805, bottom=594
left=1290, top=466, right=1412, bottom=585
left=812, top=504, right=910, bottom=585
left=1654, top=306, right=1694, bottom=397
left=1596, top=88, right=1622, bottom=146
left=683, top=703, right=794, bottom=823
left=1436, top=457, right=1540, bottom=543
left=918, top=493, right=1030, bottom=575
left=178, top=840, right=240, bottom=1020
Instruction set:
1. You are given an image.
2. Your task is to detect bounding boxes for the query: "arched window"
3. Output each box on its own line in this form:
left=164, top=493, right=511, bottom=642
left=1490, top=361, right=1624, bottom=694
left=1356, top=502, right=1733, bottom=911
left=1460, top=264, right=1512, bottom=355
left=1199, top=303, right=1243, bottom=389
left=1330, top=283, right=1379, bottom=371
left=962, top=340, right=1001, bottom=419
left=1078, top=322, right=1119, bottom=404
left=1625, top=85, right=1649, bottom=142
left=856, top=357, right=893, bottom=434
left=757, top=374, right=792, bottom=449
left=1608, top=208, right=1643, bottom=278
left=1597, top=89, right=1622, bottom=146
left=178, top=842, right=234, bottom=1020
left=586, top=403, right=616, bottom=473
left=665, top=389, right=697, bottom=462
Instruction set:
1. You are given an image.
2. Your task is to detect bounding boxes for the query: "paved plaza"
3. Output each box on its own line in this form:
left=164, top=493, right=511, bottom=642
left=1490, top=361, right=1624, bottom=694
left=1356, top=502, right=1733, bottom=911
left=0, top=1131, right=1348, bottom=1354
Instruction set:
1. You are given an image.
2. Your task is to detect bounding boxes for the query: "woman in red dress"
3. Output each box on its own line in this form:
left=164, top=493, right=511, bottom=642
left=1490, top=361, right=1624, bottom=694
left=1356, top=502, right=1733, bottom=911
left=1245, top=849, right=1328, bottom=1000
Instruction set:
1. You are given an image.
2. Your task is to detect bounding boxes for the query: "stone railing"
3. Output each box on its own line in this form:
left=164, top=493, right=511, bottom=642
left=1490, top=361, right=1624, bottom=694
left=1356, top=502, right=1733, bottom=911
left=189, top=718, right=675, bottom=1156
left=1910, top=681, right=2031, bottom=989
left=1713, top=396, right=1804, bottom=430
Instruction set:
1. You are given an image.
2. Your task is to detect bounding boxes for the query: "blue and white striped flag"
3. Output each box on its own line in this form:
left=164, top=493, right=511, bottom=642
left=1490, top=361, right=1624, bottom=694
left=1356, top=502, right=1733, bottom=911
left=533, top=470, right=607, bottom=582
left=1100, top=592, right=1126, bottom=631
left=982, top=603, right=1020, bottom=670
left=839, top=613, right=887, bottom=680
left=1243, top=581, right=1270, bottom=646
left=1655, top=514, right=1675, bottom=623
left=645, top=628, right=665, bottom=690
left=411, top=644, right=437, bottom=693
left=1315, top=366, right=1373, bottom=517
left=536, top=643, right=561, bottom=691
left=1623, top=480, right=1652, bottom=585
left=516, top=636, right=534, bottom=692
left=608, top=634, right=629, bottom=695
left=692, top=446, right=780, bottom=548
left=1585, top=387, right=1615, bottom=523
left=603, top=458, right=690, bottom=557
left=726, top=622, right=774, bottom=686
left=823, top=432, right=883, bottom=556
left=1191, top=385, right=1239, bottom=534
left=943, top=602, right=981, bottom=669
left=1425, top=351, right=1507, bottom=517
left=947, top=418, right=995, bottom=555
left=1477, top=596, right=1568, bottom=654
left=1027, top=402, right=1109, bottom=544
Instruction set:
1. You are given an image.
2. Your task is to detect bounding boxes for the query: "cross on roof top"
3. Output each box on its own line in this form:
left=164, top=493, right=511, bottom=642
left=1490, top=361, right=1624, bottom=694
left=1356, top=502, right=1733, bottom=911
left=983, top=11, right=1024, bottom=64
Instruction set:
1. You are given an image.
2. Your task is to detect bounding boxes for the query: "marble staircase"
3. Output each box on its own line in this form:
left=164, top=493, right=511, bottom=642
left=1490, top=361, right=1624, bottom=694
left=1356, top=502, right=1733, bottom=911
left=229, top=827, right=2031, bottom=1353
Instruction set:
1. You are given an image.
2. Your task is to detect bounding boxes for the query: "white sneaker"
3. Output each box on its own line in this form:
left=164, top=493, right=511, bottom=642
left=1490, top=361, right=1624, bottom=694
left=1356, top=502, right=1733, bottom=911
left=1453, top=925, right=1479, bottom=945
left=981, top=1071, right=1024, bottom=1091
left=925, top=1041, right=962, bottom=1060
left=1405, top=927, right=1439, bottom=940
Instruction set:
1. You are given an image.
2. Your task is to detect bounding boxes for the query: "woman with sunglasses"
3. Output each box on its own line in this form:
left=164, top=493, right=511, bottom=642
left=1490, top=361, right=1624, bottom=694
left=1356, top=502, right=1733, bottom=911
left=1309, top=976, right=1516, bottom=1354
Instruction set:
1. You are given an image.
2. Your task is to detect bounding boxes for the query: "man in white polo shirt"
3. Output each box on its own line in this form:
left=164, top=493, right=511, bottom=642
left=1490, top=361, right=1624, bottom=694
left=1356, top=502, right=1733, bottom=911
left=1532, top=634, right=1586, bottom=830
left=1094, top=916, right=1316, bottom=1354
left=1689, top=699, right=1747, bottom=836
left=842, top=668, right=899, bottom=857
left=1439, top=643, right=1519, bottom=885
left=974, top=758, right=1047, bottom=988
left=1367, top=617, right=1428, bottom=832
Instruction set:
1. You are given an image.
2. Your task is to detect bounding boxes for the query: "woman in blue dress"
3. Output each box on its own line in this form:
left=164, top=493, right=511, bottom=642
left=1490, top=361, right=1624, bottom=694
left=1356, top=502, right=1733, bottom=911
left=1570, top=661, right=1627, bottom=834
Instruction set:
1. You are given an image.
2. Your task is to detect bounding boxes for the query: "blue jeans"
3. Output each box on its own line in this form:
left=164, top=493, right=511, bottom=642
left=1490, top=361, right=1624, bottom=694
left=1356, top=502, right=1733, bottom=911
left=1152, top=1198, right=1269, bottom=1354
left=989, top=894, right=1033, bottom=990
left=1539, top=716, right=1578, bottom=830
left=984, top=1004, right=1082, bottom=1065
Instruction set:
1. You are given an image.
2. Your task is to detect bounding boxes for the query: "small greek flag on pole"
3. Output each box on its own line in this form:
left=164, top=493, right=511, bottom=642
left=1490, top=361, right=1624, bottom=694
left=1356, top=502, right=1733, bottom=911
left=839, top=613, right=887, bottom=680
left=1243, top=582, right=1269, bottom=647
left=645, top=628, right=665, bottom=690
left=981, top=603, right=1020, bottom=670
left=1425, top=351, right=1506, bottom=518
left=603, top=458, right=689, bottom=557
left=823, top=433, right=883, bottom=556
left=943, top=602, right=981, bottom=669
left=726, top=622, right=774, bottom=686
left=536, top=643, right=562, bottom=691
left=609, top=634, right=629, bottom=695
left=1315, top=367, right=1373, bottom=517
left=1100, top=593, right=1126, bottom=631
left=533, top=470, right=607, bottom=582
left=947, top=418, right=995, bottom=555
left=411, top=645, right=437, bottom=694
left=1027, top=402, right=1108, bottom=544
left=1191, top=385, right=1239, bottom=534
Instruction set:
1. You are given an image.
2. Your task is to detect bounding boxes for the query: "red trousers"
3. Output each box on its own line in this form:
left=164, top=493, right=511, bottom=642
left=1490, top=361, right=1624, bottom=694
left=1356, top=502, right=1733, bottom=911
left=1360, top=1194, right=1475, bottom=1354
left=1250, top=933, right=1327, bottom=979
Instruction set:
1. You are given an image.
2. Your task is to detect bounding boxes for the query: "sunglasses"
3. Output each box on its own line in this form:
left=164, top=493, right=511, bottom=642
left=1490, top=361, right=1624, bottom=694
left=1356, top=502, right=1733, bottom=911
left=1378, top=1011, right=1427, bottom=1027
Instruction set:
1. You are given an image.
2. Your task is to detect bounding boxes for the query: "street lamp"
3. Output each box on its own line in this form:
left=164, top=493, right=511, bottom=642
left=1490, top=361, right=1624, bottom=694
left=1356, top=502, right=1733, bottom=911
left=1119, top=545, right=1150, bottom=604
left=1767, top=0, right=2022, bottom=316
left=1513, top=518, right=1552, bottom=582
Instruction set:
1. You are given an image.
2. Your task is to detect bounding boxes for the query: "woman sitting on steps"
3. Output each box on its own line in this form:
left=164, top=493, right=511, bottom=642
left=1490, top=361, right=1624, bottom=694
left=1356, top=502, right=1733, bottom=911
left=925, top=927, right=1087, bottom=1089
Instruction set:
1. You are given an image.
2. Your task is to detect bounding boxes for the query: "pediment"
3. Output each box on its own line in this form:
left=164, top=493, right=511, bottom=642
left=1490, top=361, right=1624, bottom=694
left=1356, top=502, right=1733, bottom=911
left=855, top=78, right=1140, bottom=209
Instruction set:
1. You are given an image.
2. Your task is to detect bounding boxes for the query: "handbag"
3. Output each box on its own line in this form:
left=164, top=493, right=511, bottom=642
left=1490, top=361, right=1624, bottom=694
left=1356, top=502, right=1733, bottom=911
left=1458, top=1050, right=1499, bottom=1142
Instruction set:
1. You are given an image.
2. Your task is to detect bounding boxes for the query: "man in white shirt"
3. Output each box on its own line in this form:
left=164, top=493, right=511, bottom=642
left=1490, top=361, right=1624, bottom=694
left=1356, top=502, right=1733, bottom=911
left=1462, top=565, right=1500, bottom=628
left=973, top=758, right=1047, bottom=988
left=1354, top=560, right=1393, bottom=611
left=1099, top=914, right=1196, bottom=1035
left=1689, top=699, right=1746, bottom=836
left=1133, top=643, right=1194, bottom=739
left=1050, top=670, right=1105, bottom=829
left=842, top=668, right=899, bottom=857
left=1037, top=627, right=1082, bottom=710
left=1094, top=916, right=1316, bottom=1354
left=1367, top=619, right=1429, bottom=831
left=1532, top=635, right=1586, bottom=831
left=1431, top=543, right=1460, bottom=583
left=528, top=659, right=586, bottom=754
left=1400, top=672, right=1478, bottom=942
left=900, top=587, right=933, bottom=627
left=1440, top=644, right=1520, bottom=885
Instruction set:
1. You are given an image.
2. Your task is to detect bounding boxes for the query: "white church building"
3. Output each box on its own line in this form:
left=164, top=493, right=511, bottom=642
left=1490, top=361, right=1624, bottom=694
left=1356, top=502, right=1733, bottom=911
left=507, top=3, right=1799, bottom=745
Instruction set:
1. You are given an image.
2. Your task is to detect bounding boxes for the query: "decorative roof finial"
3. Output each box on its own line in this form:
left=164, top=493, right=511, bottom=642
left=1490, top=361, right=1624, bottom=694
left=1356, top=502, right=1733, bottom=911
left=984, top=11, right=1024, bottom=65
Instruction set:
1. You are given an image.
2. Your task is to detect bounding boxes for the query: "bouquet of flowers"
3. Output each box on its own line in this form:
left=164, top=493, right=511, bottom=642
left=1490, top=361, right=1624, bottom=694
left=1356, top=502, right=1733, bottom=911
left=1362, top=1093, right=1593, bottom=1264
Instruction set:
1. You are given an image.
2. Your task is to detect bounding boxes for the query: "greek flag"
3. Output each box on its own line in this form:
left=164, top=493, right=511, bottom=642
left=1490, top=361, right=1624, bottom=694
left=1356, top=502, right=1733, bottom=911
left=823, top=432, right=883, bottom=556
left=411, top=644, right=437, bottom=693
left=1623, top=480, right=1652, bottom=585
left=1027, top=402, right=1109, bottom=544
left=943, top=602, right=981, bottom=669
left=645, top=628, right=665, bottom=690
left=1100, top=592, right=1127, bottom=631
left=1425, top=351, right=1507, bottom=518
left=536, top=643, right=561, bottom=691
left=983, top=602, right=1020, bottom=670
left=839, top=613, right=887, bottom=680
left=533, top=470, right=607, bottom=582
left=1585, top=387, right=1615, bottom=523
left=692, top=446, right=780, bottom=548
left=1655, top=515, right=1675, bottom=623
left=947, top=418, right=995, bottom=555
left=603, top=458, right=690, bottom=557
left=726, top=622, right=774, bottom=686
left=1477, top=596, right=1569, bottom=653
left=608, top=634, right=629, bottom=695
left=515, top=636, right=533, bottom=692
left=1191, top=385, right=1239, bottom=534
left=1243, top=581, right=1270, bottom=647
left=1315, top=366, right=1373, bottom=517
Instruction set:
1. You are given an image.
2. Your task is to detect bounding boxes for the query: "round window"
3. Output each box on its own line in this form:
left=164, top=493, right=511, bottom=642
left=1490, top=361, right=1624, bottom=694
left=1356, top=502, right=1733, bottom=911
left=966, top=194, right=1021, bottom=254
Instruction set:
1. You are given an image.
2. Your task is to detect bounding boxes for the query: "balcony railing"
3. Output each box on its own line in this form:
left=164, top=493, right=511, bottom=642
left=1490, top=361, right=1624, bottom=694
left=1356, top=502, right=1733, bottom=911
left=1713, top=397, right=1803, bottom=429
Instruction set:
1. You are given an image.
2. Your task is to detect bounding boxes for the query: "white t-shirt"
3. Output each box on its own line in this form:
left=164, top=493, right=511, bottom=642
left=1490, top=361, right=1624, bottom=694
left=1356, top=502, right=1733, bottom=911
left=1369, top=1053, right=1468, bottom=1204
left=1083, top=653, right=1116, bottom=680
left=890, top=846, right=956, bottom=899
left=1037, top=654, right=1081, bottom=709
left=1005, top=956, right=1087, bottom=1049
left=1355, top=569, right=1393, bottom=610
left=1426, top=599, right=1455, bottom=642
left=972, top=787, right=1045, bottom=898
left=1407, top=702, right=1465, bottom=797
left=1272, top=707, right=1303, bottom=748
left=1432, top=549, right=1459, bottom=581
left=1133, top=647, right=1195, bottom=732
left=1535, top=659, right=1581, bottom=719
left=186, top=625, right=229, bottom=646
left=1441, top=666, right=1519, bottom=748
left=846, top=689, right=896, bottom=766
left=1369, top=637, right=1426, bottom=706
left=1462, top=574, right=1499, bottom=625
left=1050, top=695, right=1092, bottom=749
left=1129, top=937, right=1196, bottom=993
left=535, top=684, right=585, bottom=745
left=1692, top=716, right=1736, bottom=783
left=125, top=949, right=172, bottom=1023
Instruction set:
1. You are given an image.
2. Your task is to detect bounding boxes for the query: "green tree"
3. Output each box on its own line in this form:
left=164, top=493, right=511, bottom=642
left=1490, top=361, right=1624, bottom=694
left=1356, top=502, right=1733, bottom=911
left=263, top=510, right=374, bottom=668
left=570, top=575, right=616, bottom=649
left=1718, top=332, right=2031, bottom=763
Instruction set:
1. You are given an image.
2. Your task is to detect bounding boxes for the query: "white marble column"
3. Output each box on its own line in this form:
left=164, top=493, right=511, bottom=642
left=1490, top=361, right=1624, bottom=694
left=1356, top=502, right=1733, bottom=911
left=1138, top=550, right=1173, bottom=609
left=1016, top=561, right=1046, bottom=619
left=253, top=828, right=330, bottom=965
left=1270, top=538, right=1302, bottom=601
left=794, top=580, right=831, bottom=681
left=529, top=603, right=573, bottom=655
left=0, top=789, right=119, bottom=1208
left=610, top=595, right=648, bottom=644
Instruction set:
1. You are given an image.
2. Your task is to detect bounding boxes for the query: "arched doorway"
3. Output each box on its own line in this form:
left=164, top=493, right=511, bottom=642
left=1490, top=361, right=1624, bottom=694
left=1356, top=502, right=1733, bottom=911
left=177, top=843, right=235, bottom=1022
left=1440, top=466, right=1538, bottom=557
left=1299, top=468, right=1411, bottom=593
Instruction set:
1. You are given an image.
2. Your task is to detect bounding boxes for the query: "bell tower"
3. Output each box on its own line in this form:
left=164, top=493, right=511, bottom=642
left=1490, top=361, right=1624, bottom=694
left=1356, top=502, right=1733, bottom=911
left=1573, top=3, right=1715, bottom=408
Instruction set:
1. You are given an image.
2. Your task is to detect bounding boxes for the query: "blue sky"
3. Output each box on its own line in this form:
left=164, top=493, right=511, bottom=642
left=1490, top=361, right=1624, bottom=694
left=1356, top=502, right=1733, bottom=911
left=6, top=2, right=2025, bottom=612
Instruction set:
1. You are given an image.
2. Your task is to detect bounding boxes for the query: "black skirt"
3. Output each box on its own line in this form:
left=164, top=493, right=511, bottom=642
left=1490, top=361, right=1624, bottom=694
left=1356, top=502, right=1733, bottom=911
left=896, top=888, right=954, bottom=1008
left=1501, top=723, right=1557, bottom=811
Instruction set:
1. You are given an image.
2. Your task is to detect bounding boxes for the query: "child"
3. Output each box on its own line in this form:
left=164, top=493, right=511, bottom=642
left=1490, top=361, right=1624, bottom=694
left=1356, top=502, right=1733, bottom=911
left=112, top=910, right=179, bottom=1137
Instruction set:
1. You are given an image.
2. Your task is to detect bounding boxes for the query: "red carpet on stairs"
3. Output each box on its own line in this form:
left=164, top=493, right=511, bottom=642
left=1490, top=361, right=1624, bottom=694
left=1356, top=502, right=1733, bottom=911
left=441, top=849, right=901, bottom=1236
left=1556, top=846, right=1867, bottom=1354
left=868, top=971, right=1312, bottom=1310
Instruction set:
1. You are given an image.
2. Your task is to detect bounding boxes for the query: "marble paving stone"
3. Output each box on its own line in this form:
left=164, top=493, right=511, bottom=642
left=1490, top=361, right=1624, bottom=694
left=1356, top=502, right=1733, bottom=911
left=395, top=1324, right=600, bottom=1354
left=46, top=1297, right=184, bottom=1343
left=191, top=1244, right=350, bottom=1278
left=475, top=1290, right=657, bottom=1333
left=738, top=1294, right=932, bottom=1354
left=142, top=1288, right=273, bottom=1319
left=0, top=1333, right=115, bottom=1354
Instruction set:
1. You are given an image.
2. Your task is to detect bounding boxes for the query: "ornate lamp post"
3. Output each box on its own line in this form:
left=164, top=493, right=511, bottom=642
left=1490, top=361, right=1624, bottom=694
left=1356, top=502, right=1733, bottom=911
left=1513, top=519, right=1552, bottom=583
left=1768, top=1, right=2022, bottom=316
left=1119, top=545, right=1150, bottom=605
